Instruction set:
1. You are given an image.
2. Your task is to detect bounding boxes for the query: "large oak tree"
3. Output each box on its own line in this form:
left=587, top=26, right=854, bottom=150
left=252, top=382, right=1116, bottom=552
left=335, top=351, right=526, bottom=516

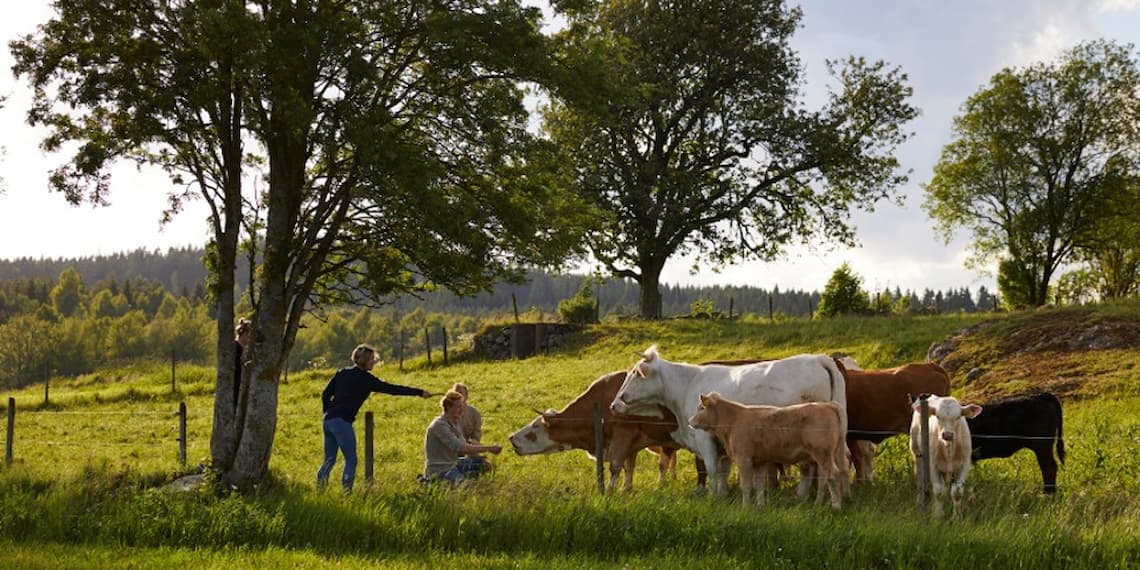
left=540, top=0, right=918, bottom=318
left=11, top=0, right=583, bottom=490
left=923, top=40, right=1140, bottom=308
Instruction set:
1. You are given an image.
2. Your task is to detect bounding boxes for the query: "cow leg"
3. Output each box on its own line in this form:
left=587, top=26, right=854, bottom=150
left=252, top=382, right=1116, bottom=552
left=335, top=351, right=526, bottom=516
left=950, top=462, right=971, bottom=518
left=795, top=461, right=815, bottom=499
left=607, top=436, right=636, bottom=492
left=695, top=432, right=725, bottom=495
left=737, top=456, right=754, bottom=507
left=930, top=471, right=946, bottom=518
left=815, top=452, right=842, bottom=510
left=694, top=455, right=708, bottom=490
left=1033, top=445, right=1059, bottom=494
left=656, top=447, right=678, bottom=483
left=758, top=463, right=780, bottom=490
left=836, top=441, right=852, bottom=500
left=850, top=438, right=873, bottom=483
left=618, top=454, right=637, bottom=492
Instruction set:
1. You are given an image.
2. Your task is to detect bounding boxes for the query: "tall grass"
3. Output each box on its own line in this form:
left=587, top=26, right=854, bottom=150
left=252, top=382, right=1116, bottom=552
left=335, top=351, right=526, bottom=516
left=1, top=309, right=1139, bottom=568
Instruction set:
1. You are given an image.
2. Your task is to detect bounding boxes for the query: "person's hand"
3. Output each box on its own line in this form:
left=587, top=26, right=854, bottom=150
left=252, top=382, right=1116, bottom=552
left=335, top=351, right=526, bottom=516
left=421, top=390, right=433, bottom=398
left=488, top=445, right=503, bottom=455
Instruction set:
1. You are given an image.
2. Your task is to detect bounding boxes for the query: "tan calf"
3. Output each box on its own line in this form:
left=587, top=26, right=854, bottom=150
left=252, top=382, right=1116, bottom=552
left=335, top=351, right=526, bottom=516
left=688, top=393, right=847, bottom=509
left=910, top=395, right=982, bottom=517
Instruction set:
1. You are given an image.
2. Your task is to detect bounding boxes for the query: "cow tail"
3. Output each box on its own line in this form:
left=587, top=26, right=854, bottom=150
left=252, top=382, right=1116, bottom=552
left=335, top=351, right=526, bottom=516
left=1048, top=392, right=1066, bottom=464
left=821, top=357, right=848, bottom=436
left=822, top=357, right=850, bottom=490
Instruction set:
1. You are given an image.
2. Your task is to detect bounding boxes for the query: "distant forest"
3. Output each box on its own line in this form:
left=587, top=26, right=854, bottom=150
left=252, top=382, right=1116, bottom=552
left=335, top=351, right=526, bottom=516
left=0, top=247, right=997, bottom=318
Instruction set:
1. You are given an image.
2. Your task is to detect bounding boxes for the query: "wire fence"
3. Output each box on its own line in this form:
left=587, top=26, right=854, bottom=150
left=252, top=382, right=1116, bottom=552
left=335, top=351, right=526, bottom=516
left=2, top=397, right=1120, bottom=502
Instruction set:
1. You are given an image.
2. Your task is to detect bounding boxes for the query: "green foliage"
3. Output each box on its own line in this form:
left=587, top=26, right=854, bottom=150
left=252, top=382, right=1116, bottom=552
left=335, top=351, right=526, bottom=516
left=49, top=268, right=84, bottom=318
left=0, top=315, right=55, bottom=388
left=1072, top=170, right=1140, bottom=299
left=816, top=262, right=871, bottom=318
left=557, top=284, right=598, bottom=324
left=689, top=298, right=716, bottom=319
left=997, top=258, right=1033, bottom=310
left=924, top=40, right=1140, bottom=307
left=544, top=0, right=917, bottom=318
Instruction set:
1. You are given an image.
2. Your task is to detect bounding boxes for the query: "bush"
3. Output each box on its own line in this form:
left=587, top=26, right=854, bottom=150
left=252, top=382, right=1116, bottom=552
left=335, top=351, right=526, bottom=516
left=557, top=285, right=598, bottom=324
left=816, top=262, right=871, bottom=318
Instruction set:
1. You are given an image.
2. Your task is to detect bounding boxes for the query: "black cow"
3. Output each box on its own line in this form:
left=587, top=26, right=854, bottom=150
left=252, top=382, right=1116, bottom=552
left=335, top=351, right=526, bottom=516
left=966, top=392, right=1065, bottom=494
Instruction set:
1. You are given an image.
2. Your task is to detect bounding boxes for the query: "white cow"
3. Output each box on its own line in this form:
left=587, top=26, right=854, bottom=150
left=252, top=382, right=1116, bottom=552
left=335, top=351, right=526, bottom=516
left=610, top=345, right=848, bottom=496
left=909, top=395, right=983, bottom=517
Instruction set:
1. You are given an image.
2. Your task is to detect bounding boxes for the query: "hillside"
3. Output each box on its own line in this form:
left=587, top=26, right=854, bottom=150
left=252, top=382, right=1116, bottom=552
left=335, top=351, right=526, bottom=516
left=1, top=307, right=1139, bottom=568
left=927, top=300, right=1140, bottom=402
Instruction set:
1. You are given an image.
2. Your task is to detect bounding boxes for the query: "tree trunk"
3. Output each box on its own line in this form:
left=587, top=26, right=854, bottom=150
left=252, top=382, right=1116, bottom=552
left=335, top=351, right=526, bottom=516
left=638, top=261, right=665, bottom=319
left=208, top=61, right=246, bottom=477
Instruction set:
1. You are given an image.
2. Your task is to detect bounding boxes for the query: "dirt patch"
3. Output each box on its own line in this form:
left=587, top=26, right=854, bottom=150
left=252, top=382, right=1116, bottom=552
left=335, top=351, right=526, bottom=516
left=928, top=308, right=1140, bottom=403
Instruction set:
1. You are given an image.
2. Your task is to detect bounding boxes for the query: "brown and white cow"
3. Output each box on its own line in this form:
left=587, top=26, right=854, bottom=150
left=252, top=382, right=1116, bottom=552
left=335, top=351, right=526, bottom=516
left=509, top=370, right=705, bottom=491
left=910, top=395, right=982, bottom=517
left=838, top=360, right=952, bottom=482
left=688, top=393, right=847, bottom=509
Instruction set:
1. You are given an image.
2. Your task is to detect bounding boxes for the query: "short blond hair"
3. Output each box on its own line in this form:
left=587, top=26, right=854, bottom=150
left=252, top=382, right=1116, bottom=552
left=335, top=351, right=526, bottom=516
left=351, top=344, right=379, bottom=367
left=451, top=383, right=469, bottom=398
left=440, top=390, right=464, bottom=412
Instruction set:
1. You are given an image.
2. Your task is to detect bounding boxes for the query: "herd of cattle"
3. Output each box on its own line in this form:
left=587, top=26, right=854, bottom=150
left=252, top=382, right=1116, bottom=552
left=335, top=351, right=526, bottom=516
left=508, top=345, right=1066, bottom=515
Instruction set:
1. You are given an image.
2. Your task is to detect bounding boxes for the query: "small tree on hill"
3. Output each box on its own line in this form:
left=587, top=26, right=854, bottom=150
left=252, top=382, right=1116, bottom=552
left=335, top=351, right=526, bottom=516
left=558, top=283, right=598, bottom=324
left=816, top=262, right=870, bottom=318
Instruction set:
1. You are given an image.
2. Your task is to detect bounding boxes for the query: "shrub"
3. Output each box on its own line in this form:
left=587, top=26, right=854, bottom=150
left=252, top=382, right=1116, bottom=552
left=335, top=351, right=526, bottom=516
left=558, top=285, right=598, bottom=324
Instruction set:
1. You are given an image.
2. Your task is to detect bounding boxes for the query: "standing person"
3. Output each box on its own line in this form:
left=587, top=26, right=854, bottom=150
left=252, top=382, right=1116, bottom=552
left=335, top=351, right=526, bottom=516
left=451, top=383, right=482, bottom=444
left=317, top=344, right=433, bottom=492
left=423, top=390, right=502, bottom=485
left=232, top=318, right=251, bottom=411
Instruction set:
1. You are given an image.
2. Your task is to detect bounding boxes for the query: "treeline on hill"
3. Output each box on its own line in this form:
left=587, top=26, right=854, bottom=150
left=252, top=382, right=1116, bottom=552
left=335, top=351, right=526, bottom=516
left=0, top=249, right=997, bottom=389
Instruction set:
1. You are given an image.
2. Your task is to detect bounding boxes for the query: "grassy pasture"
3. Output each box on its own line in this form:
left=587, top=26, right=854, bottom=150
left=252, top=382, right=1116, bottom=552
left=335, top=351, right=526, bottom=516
left=1, top=308, right=1139, bottom=568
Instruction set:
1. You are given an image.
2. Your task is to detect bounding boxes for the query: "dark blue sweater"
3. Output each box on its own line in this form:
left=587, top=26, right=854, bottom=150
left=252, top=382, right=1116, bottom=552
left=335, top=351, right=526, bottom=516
left=321, top=366, right=425, bottom=423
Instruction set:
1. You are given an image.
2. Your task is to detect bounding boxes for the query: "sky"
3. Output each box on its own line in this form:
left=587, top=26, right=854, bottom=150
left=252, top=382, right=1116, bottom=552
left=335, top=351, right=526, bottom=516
left=1, top=1, right=1138, bottom=295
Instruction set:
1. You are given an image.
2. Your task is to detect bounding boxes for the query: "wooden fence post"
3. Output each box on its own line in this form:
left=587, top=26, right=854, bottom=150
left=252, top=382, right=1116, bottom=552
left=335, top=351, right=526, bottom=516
left=729, top=297, right=734, bottom=319
left=594, top=402, right=605, bottom=495
left=425, top=328, right=432, bottom=366
left=512, top=293, right=520, bottom=323
left=6, top=397, right=13, bottom=467
left=917, top=395, right=931, bottom=511
left=44, top=365, right=50, bottom=406
left=364, top=411, right=375, bottom=482
left=768, top=295, right=774, bottom=321
left=399, top=330, right=405, bottom=371
left=442, top=326, right=449, bottom=365
left=178, top=401, right=187, bottom=467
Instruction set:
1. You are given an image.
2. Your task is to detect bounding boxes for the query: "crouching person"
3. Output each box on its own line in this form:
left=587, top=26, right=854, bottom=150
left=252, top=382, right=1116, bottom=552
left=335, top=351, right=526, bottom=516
left=423, top=390, right=503, bottom=485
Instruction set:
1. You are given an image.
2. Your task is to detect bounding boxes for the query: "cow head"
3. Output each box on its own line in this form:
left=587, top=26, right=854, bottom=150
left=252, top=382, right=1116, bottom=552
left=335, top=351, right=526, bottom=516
left=610, top=344, right=665, bottom=416
left=914, top=395, right=982, bottom=442
left=687, top=393, right=722, bottom=431
left=508, top=409, right=574, bottom=455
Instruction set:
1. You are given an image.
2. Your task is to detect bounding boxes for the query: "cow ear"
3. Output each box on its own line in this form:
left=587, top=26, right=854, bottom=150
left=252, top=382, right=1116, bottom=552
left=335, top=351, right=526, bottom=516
left=636, top=362, right=649, bottom=378
left=963, top=404, right=982, bottom=419
left=644, top=344, right=658, bottom=361
left=698, top=394, right=711, bottom=407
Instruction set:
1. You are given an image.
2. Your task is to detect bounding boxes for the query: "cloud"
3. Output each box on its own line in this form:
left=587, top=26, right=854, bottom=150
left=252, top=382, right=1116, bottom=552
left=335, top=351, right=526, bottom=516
left=1098, top=0, right=1140, bottom=12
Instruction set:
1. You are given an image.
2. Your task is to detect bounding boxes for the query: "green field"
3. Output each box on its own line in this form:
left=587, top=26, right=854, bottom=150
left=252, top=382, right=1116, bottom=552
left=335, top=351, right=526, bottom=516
left=2, top=309, right=1139, bottom=569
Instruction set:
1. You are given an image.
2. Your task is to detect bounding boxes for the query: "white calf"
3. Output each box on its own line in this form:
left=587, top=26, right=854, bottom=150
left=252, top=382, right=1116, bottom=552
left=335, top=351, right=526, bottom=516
left=910, top=395, right=982, bottom=517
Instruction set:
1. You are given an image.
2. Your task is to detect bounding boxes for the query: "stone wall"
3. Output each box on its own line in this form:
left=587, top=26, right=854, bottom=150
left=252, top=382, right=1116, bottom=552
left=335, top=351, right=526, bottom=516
left=472, top=323, right=582, bottom=360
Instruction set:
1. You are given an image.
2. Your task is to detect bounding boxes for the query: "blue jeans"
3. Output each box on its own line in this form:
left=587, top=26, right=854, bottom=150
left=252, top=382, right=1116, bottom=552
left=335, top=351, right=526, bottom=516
left=317, top=417, right=357, bottom=491
left=437, top=456, right=490, bottom=485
